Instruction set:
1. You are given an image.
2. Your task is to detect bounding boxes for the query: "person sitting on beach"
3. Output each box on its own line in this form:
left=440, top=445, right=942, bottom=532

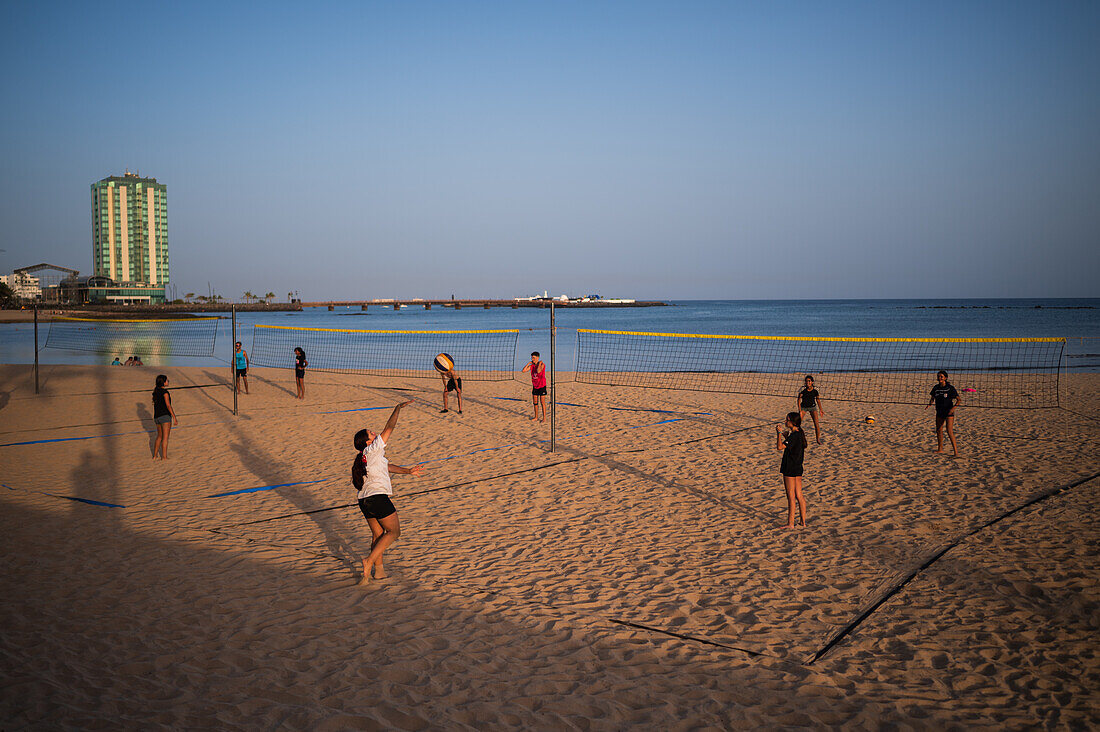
left=439, top=364, right=462, bottom=414
left=796, top=374, right=825, bottom=444
left=522, top=351, right=547, bottom=422
left=124, top=356, right=134, bottom=366
left=133, top=356, right=144, bottom=366
left=293, top=347, right=308, bottom=400
left=352, top=400, right=424, bottom=585
left=111, top=356, right=122, bottom=366
left=926, top=369, right=960, bottom=456
left=234, top=342, right=250, bottom=394
left=776, top=411, right=808, bottom=529
left=152, top=374, right=178, bottom=460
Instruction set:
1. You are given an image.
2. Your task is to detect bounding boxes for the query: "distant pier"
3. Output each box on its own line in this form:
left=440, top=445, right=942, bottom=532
left=301, top=299, right=669, bottom=311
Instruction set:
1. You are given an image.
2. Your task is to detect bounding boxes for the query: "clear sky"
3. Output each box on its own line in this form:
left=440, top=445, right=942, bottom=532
left=1, top=1, right=1098, bottom=300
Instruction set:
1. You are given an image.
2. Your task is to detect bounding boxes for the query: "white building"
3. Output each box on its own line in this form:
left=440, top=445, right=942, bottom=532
left=0, top=271, right=42, bottom=299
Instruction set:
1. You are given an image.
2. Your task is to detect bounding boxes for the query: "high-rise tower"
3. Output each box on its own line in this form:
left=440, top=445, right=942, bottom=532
left=91, top=172, right=168, bottom=287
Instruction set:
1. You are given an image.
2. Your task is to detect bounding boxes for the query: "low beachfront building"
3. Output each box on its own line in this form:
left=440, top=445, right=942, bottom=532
left=0, top=271, right=42, bottom=300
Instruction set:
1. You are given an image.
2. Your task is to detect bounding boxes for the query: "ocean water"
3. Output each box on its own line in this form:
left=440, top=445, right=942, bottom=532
left=3, top=299, right=1098, bottom=371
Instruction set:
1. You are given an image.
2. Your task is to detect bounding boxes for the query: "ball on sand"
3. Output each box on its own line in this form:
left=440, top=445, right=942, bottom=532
left=434, top=353, right=454, bottom=373
left=865, top=415, right=875, bottom=424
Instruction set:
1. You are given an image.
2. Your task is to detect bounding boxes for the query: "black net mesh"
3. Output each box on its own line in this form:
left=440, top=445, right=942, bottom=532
left=45, top=317, right=220, bottom=357
left=250, top=325, right=519, bottom=381
left=575, top=329, right=1065, bottom=408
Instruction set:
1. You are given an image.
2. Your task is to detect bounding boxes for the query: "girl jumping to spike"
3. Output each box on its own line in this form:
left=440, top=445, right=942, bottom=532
left=351, top=400, right=424, bottom=585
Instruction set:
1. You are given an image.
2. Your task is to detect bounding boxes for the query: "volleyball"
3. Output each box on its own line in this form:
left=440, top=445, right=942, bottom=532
left=864, top=415, right=875, bottom=424
left=434, top=353, right=454, bottom=373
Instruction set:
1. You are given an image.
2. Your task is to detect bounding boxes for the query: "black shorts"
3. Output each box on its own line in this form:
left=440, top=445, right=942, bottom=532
left=936, top=409, right=954, bottom=422
left=532, top=386, right=547, bottom=396
left=295, top=369, right=305, bottom=379
left=358, top=494, right=396, bottom=520
left=236, top=368, right=248, bottom=377
left=446, top=378, right=462, bottom=392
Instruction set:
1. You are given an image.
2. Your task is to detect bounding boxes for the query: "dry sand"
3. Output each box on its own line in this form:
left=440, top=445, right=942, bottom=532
left=1, top=363, right=1098, bottom=729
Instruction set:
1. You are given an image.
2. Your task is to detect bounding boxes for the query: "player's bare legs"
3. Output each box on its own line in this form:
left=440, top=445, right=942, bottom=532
left=361, top=513, right=400, bottom=584
left=945, top=414, right=958, bottom=456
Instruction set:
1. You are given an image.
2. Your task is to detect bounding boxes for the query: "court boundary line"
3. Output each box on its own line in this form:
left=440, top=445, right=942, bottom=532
left=808, top=470, right=1100, bottom=664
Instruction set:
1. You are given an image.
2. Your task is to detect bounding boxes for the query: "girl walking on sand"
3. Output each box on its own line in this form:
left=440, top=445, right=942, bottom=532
left=351, top=401, right=424, bottom=585
left=926, top=370, right=961, bottom=456
left=776, top=411, right=808, bottom=529
left=152, top=374, right=178, bottom=459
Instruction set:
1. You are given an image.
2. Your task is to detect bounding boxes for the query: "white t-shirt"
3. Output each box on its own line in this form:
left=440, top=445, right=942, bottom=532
left=356, top=435, right=392, bottom=500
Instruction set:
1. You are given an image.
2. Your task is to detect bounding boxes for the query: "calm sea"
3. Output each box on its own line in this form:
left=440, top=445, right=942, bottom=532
left=3, top=299, right=1098, bottom=370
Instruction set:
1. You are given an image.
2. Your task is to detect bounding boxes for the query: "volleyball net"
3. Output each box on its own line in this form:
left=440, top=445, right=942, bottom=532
left=250, top=325, right=520, bottom=381
left=44, top=317, right=221, bottom=357
left=575, top=329, right=1066, bottom=408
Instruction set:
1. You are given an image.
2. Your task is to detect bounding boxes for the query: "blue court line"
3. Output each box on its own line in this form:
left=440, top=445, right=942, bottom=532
left=419, top=417, right=691, bottom=460
left=0, top=430, right=147, bottom=447
left=0, top=420, right=226, bottom=448
left=206, top=479, right=331, bottom=498
left=318, top=406, right=390, bottom=414
left=491, top=397, right=586, bottom=407
left=48, top=494, right=126, bottom=508
left=490, top=397, right=710, bottom=415
left=608, top=407, right=713, bottom=416
left=2, top=482, right=126, bottom=508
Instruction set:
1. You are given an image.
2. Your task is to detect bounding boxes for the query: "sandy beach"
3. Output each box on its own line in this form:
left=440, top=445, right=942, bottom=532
left=1, top=363, right=1098, bottom=728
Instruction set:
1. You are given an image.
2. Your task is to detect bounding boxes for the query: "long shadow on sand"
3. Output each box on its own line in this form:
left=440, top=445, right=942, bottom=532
left=226, top=435, right=364, bottom=579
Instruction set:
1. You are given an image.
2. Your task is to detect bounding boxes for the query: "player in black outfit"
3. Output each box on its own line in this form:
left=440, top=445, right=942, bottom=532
left=294, top=347, right=308, bottom=400
left=776, top=411, right=808, bottom=529
left=796, top=374, right=825, bottom=444
left=926, top=370, right=961, bottom=456
left=152, top=374, right=178, bottom=460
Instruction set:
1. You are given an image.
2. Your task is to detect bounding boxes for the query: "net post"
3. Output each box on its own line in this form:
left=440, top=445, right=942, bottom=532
left=231, top=305, right=238, bottom=416
left=1057, top=337, right=1066, bottom=409
left=33, top=304, right=39, bottom=395
left=550, top=300, right=556, bottom=453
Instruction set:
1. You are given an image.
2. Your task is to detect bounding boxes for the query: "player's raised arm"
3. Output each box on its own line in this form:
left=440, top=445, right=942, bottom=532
left=380, top=400, right=413, bottom=443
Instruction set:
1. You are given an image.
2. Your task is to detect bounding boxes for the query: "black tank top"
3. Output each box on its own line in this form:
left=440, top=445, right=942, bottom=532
left=153, top=386, right=170, bottom=418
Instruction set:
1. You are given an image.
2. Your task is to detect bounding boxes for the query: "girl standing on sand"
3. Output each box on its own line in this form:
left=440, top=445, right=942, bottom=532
left=776, top=411, right=808, bottom=529
left=522, top=351, right=547, bottom=422
left=926, top=370, right=960, bottom=456
left=351, top=401, right=424, bottom=585
left=796, top=374, right=825, bottom=445
left=152, top=374, right=178, bottom=460
left=293, top=347, right=308, bottom=399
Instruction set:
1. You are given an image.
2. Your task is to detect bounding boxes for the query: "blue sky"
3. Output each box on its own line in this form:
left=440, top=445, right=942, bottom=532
left=1, top=1, right=1098, bottom=300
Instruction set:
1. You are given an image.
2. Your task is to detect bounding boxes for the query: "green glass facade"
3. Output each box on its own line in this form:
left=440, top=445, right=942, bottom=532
left=91, top=173, right=168, bottom=297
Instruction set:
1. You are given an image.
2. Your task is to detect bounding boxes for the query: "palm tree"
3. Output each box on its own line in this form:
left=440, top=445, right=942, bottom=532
left=264, top=292, right=275, bottom=304
left=243, top=291, right=255, bottom=304
left=184, top=292, right=195, bottom=302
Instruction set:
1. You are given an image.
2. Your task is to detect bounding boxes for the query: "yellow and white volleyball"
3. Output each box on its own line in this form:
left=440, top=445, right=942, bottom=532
left=433, top=353, right=454, bottom=373
left=864, top=415, right=875, bottom=424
